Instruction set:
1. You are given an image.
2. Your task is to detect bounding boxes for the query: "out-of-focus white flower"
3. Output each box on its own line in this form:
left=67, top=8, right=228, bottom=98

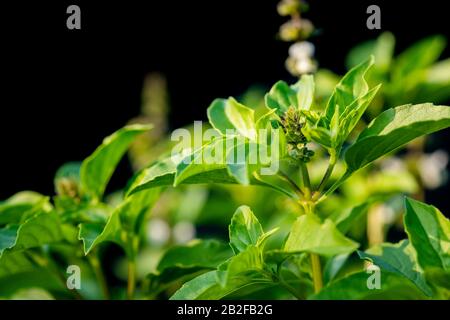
left=419, top=150, right=449, bottom=189
left=286, top=41, right=317, bottom=75
left=147, top=218, right=171, bottom=245
left=294, top=59, right=316, bottom=74
left=289, top=41, right=315, bottom=59
left=173, top=221, right=196, bottom=244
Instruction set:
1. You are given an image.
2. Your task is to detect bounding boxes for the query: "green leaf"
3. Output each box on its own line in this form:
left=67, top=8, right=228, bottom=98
left=216, top=245, right=264, bottom=287
left=80, top=124, right=152, bottom=200
left=126, top=152, right=237, bottom=196
left=0, top=211, right=63, bottom=255
left=0, top=252, right=35, bottom=278
left=265, top=81, right=297, bottom=116
left=325, top=56, right=374, bottom=123
left=174, top=137, right=237, bottom=186
left=225, top=139, right=258, bottom=185
left=284, top=215, right=359, bottom=257
left=311, top=271, right=427, bottom=300
left=78, top=223, right=106, bottom=254
left=265, top=76, right=314, bottom=115
left=404, top=197, right=450, bottom=271
left=157, top=239, right=233, bottom=271
left=229, top=206, right=264, bottom=254
left=330, top=201, right=372, bottom=234
left=392, top=35, right=446, bottom=80
left=337, top=84, right=381, bottom=141
left=79, top=188, right=160, bottom=255
left=323, top=253, right=350, bottom=284
left=146, top=240, right=233, bottom=294
left=358, top=240, right=433, bottom=296
left=207, top=98, right=256, bottom=140
left=126, top=151, right=296, bottom=199
left=293, top=75, right=314, bottom=111
left=424, top=268, right=450, bottom=300
left=0, top=226, right=18, bottom=257
left=344, top=104, right=450, bottom=176
left=170, top=270, right=271, bottom=300
left=346, top=32, right=395, bottom=73
left=0, top=192, right=49, bottom=225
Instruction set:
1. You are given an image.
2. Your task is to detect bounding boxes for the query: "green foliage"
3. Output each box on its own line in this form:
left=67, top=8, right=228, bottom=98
left=81, top=124, right=152, bottom=200
left=283, top=215, right=358, bottom=256
left=1, top=48, right=449, bottom=300
left=358, top=240, right=432, bottom=296
left=404, top=198, right=450, bottom=270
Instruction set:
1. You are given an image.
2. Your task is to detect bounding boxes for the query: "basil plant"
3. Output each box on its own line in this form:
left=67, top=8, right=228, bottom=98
left=1, top=56, right=449, bottom=300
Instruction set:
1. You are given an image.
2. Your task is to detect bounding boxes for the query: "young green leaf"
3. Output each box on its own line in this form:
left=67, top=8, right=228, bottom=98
left=358, top=240, right=433, bottom=296
left=207, top=98, right=256, bottom=140
left=293, top=75, right=314, bottom=111
left=404, top=197, right=450, bottom=271
left=325, top=56, right=374, bottom=123
left=265, top=76, right=314, bottom=115
left=265, top=81, right=297, bottom=116
left=216, top=245, right=264, bottom=287
left=284, top=215, right=359, bottom=257
left=80, top=124, right=152, bottom=200
left=229, top=206, right=264, bottom=254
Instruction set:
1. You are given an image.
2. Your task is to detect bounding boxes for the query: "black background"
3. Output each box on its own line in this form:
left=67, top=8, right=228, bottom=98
left=1, top=0, right=449, bottom=209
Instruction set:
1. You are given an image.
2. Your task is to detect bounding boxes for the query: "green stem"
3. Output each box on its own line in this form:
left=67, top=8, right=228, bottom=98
left=87, top=251, right=110, bottom=300
left=299, top=162, right=311, bottom=199
left=310, top=253, right=323, bottom=293
left=126, top=234, right=140, bottom=300
left=278, top=172, right=304, bottom=196
left=127, top=259, right=136, bottom=300
left=316, top=153, right=337, bottom=195
left=302, top=203, right=323, bottom=293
